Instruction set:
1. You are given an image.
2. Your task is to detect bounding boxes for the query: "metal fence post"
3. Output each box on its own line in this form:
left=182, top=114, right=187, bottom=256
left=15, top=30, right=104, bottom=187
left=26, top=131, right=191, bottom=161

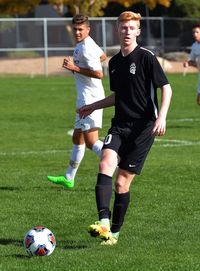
left=102, top=17, right=106, bottom=53
left=101, top=17, right=107, bottom=75
left=43, top=18, right=48, bottom=77
left=161, top=17, right=165, bottom=69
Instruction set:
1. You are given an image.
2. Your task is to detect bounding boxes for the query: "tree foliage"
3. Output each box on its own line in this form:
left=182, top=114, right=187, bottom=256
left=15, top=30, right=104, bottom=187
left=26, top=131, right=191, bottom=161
left=48, top=0, right=171, bottom=16
left=109, top=0, right=171, bottom=10
left=48, top=0, right=108, bottom=16
left=173, top=0, right=200, bottom=18
left=0, top=0, right=40, bottom=15
left=3, top=0, right=200, bottom=18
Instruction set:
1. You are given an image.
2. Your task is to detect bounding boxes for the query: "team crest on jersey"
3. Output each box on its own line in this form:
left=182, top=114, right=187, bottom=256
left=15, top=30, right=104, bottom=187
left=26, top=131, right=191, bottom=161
left=73, top=48, right=79, bottom=64
left=74, top=48, right=79, bottom=55
left=130, top=62, right=136, bottom=74
left=74, top=49, right=79, bottom=64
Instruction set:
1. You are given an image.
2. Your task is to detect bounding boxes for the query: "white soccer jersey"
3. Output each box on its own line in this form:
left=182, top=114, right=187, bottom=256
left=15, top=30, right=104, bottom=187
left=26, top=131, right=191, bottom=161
left=189, top=41, right=200, bottom=69
left=189, top=41, right=200, bottom=92
left=73, top=36, right=105, bottom=108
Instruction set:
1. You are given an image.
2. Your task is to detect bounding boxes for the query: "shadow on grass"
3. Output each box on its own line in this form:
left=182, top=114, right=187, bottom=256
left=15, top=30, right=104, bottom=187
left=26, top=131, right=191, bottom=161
left=0, top=240, right=90, bottom=260
left=0, top=186, right=20, bottom=191
left=168, top=125, right=192, bottom=129
left=0, top=238, right=22, bottom=246
left=0, top=185, right=94, bottom=193
left=0, top=238, right=88, bottom=250
left=0, top=238, right=30, bottom=258
left=41, top=185, right=95, bottom=193
left=0, top=238, right=89, bottom=259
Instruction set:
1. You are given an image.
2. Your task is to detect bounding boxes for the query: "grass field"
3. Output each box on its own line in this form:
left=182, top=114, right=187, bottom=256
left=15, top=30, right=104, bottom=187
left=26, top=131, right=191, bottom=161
left=0, top=74, right=200, bottom=271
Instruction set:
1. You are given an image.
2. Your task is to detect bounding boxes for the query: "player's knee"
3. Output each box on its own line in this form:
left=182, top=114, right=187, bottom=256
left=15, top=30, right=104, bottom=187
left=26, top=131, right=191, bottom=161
left=85, top=141, right=93, bottom=149
left=99, top=159, right=113, bottom=172
left=115, top=180, right=130, bottom=193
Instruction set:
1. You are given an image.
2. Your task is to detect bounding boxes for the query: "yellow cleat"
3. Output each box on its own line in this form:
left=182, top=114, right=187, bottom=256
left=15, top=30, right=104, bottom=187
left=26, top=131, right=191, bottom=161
left=88, top=221, right=112, bottom=240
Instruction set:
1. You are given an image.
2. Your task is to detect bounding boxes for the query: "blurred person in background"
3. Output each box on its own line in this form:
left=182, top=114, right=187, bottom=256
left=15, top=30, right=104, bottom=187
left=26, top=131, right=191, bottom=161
left=183, top=24, right=200, bottom=105
left=47, top=14, right=106, bottom=189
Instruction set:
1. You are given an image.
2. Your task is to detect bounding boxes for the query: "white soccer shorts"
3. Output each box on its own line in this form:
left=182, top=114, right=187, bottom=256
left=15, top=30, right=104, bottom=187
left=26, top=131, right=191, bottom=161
left=74, top=109, right=103, bottom=131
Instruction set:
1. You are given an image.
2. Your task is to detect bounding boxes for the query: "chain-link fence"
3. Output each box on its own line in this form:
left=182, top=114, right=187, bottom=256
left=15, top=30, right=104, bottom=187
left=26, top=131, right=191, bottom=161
left=0, top=17, right=199, bottom=76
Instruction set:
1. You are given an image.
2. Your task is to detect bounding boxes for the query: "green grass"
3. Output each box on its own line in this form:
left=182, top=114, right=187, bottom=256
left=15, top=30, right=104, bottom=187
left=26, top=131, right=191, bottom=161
left=0, top=73, right=200, bottom=271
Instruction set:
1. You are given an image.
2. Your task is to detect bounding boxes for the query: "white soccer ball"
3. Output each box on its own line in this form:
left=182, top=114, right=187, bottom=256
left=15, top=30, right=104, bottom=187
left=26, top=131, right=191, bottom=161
left=24, top=226, right=56, bottom=256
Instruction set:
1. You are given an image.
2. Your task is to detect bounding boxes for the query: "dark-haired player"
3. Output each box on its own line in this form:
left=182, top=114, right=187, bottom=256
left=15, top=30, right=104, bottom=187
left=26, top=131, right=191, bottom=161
left=183, top=24, right=200, bottom=105
left=47, top=15, right=106, bottom=188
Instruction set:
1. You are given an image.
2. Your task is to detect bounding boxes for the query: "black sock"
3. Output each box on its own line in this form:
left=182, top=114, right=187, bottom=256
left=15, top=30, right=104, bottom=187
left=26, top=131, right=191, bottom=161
left=95, top=173, right=112, bottom=220
left=111, top=191, right=130, bottom=233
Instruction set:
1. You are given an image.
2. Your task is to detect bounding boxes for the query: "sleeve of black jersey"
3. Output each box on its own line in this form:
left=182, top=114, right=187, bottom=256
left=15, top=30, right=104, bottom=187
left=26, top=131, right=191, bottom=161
left=151, top=55, right=169, bottom=88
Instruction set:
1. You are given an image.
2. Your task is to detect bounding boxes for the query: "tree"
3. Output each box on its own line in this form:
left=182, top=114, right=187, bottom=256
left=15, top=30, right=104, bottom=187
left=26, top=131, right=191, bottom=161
left=0, top=0, right=40, bottom=16
left=109, top=0, right=171, bottom=10
left=48, top=0, right=171, bottom=16
left=172, top=0, right=200, bottom=18
left=48, top=0, right=108, bottom=16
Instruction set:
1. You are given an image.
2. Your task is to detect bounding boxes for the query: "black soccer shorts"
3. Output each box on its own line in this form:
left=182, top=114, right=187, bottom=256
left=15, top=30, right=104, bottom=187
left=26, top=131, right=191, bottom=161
left=102, top=120, right=155, bottom=175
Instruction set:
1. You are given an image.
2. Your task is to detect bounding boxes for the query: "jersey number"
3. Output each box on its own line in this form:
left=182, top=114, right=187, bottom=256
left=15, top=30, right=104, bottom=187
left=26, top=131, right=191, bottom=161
left=104, top=134, right=112, bottom=145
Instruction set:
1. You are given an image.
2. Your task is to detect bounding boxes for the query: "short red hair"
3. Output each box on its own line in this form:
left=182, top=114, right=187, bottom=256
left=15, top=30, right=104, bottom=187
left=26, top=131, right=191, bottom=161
left=117, top=11, right=141, bottom=28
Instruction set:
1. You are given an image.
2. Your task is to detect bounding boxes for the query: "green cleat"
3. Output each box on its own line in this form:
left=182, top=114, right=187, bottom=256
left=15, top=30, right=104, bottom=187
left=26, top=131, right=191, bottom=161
left=88, top=221, right=112, bottom=240
left=47, top=175, right=74, bottom=189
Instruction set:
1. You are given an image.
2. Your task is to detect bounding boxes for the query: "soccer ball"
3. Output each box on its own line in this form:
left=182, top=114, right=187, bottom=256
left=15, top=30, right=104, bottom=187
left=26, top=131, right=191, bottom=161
left=24, top=226, right=56, bottom=256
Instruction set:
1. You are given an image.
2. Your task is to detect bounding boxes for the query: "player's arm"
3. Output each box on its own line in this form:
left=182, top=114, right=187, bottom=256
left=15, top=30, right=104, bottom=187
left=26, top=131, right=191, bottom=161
left=77, top=93, right=115, bottom=119
left=183, top=60, right=197, bottom=68
left=63, top=56, right=103, bottom=79
left=152, top=84, right=172, bottom=136
left=100, top=52, right=107, bottom=62
left=188, top=60, right=197, bottom=67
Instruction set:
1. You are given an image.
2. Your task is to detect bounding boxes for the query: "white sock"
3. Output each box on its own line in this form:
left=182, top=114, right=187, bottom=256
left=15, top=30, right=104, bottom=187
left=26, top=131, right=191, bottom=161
left=92, top=140, right=103, bottom=157
left=100, top=218, right=110, bottom=228
left=65, top=144, right=85, bottom=180
left=112, top=232, right=119, bottom=239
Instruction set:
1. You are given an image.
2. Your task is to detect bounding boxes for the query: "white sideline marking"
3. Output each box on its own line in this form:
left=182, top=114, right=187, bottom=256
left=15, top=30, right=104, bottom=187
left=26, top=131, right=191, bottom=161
left=0, top=139, right=200, bottom=157
left=0, top=149, right=69, bottom=156
left=1, top=118, right=199, bottom=157
left=67, top=129, right=74, bottom=136
left=168, top=118, right=200, bottom=122
left=155, top=138, right=200, bottom=147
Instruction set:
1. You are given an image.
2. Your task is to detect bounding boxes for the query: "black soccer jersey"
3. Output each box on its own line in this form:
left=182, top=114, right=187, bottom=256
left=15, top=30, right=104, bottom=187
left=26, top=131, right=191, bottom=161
left=109, top=45, right=169, bottom=123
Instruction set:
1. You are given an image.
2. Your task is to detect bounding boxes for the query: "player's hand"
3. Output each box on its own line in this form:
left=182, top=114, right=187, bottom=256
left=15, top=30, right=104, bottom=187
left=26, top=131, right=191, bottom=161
left=76, top=105, right=94, bottom=119
left=63, top=56, right=75, bottom=72
left=152, top=117, right=166, bottom=136
left=183, top=61, right=188, bottom=68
